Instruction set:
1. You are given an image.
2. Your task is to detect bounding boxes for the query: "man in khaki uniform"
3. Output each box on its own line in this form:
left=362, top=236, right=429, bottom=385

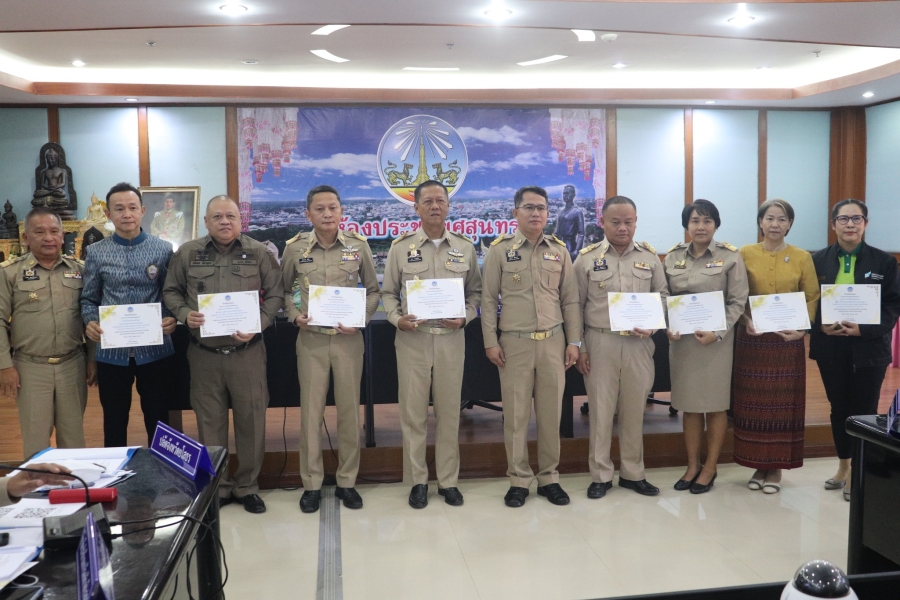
left=481, top=186, right=582, bottom=508
left=382, top=180, right=482, bottom=509
left=163, top=195, right=283, bottom=514
left=574, top=195, right=668, bottom=498
left=150, top=196, right=186, bottom=246
left=0, top=207, right=95, bottom=459
left=282, top=185, right=380, bottom=514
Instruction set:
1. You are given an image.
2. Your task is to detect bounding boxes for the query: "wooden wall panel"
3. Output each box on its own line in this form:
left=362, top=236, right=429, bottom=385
left=47, top=107, right=59, bottom=143
left=828, top=107, right=866, bottom=245
left=137, top=106, right=150, bottom=186
left=225, top=106, right=239, bottom=202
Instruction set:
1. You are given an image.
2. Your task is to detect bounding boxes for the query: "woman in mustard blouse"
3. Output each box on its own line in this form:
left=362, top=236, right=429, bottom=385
left=733, top=199, right=819, bottom=494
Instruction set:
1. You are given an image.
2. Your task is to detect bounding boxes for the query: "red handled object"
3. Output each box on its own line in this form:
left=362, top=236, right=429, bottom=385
left=48, top=487, right=117, bottom=504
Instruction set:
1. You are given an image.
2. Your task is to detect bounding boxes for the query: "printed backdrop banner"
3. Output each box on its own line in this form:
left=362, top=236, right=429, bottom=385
left=237, top=107, right=606, bottom=261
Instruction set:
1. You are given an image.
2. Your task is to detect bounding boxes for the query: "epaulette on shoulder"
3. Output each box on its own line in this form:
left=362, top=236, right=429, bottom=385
left=550, top=235, right=566, bottom=247
left=448, top=230, right=474, bottom=245
left=579, top=242, right=602, bottom=255
left=391, top=230, right=415, bottom=245
left=63, top=255, right=84, bottom=266
left=641, top=241, right=656, bottom=254
left=348, top=230, right=367, bottom=241
left=285, top=232, right=305, bottom=245
left=719, top=241, right=738, bottom=252
left=490, top=234, right=512, bottom=247
left=0, top=255, right=26, bottom=269
left=667, top=242, right=684, bottom=253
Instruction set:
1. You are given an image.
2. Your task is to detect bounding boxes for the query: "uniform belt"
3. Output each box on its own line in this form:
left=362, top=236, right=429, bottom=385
left=414, top=325, right=455, bottom=335
left=308, top=325, right=340, bottom=335
left=501, top=324, right=563, bottom=341
left=189, top=333, right=262, bottom=355
left=588, top=326, right=635, bottom=337
left=14, top=348, right=83, bottom=365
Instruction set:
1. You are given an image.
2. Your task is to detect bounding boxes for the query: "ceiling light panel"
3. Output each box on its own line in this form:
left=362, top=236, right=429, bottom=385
left=403, top=67, right=460, bottom=71
left=572, top=30, right=595, bottom=42
left=310, top=49, right=349, bottom=63
left=218, top=4, right=248, bottom=15
left=517, top=55, right=567, bottom=67
left=311, top=25, right=350, bottom=36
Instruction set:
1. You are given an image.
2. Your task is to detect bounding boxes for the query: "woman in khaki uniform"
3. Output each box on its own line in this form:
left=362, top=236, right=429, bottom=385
left=665, top=200, right=748, bottom=494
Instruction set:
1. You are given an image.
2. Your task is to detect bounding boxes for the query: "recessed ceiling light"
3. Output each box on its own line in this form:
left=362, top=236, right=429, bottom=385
left=705, top=100, right=717, bottom=104
left=600, top=34, right=618, bottom=42
left=311, top=24, right=350, bottom=36
left=242, top=60, right=258, bottom=65
left=71, top=60, right=86, bottom=67
left=863, top=91, right=875, bottom=98
left=146, top=41, right=156, bottom=47
left=311, top=49, right=349, bottom=63
left=572, top=30, right=596, bottom=42
left=517, top=55, right=567, bottom=67
left=125, top=98, right=138, bottom=102
left=727, top=4, right=756, bottom=26
left=484, top=5, right=513, bottom=20
left=612, top=62, right=627, bottom=69
left=403, top=67, right=460, bottom=71
left=218, top=4, right=248, bottom=15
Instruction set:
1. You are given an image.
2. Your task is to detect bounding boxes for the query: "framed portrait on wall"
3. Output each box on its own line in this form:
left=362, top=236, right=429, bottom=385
left=138, top=186, right=200, bottom=250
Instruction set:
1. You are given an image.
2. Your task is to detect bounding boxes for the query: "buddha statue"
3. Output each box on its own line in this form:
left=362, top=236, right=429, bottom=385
left=0, top=201, right=17, bottom=240
left=32, top=143, right=77, bottom=219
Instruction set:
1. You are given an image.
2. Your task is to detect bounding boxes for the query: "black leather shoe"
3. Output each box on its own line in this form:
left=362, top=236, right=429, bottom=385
left=299, top=490, right=321, bottom=513
left=335, top=486, right=363, bottom=509
left=219, top=495, right=235, bottom=508
left=674, top=473, right=701, bottom=491
left=235, top=493, right=267, bottom=514
left=618, top=478, right=660, bottom=496
left=438, top=487, right=464, bottom=506
left=504, top=486, right=529, bottom=508
left=537, top=483, right=570, bottom=505
left=690, top=473, right=717, bottom=495
left=408, top=484, right=428, bottom=509
left=587, top=481, right=613, bottom=499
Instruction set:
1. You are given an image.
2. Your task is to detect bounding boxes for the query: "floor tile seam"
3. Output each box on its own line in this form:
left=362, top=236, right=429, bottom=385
left=438, top=497, right=486, bottom=600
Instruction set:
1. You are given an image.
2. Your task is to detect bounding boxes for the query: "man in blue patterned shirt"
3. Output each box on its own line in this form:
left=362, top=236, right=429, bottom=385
left=81, top=182, right=177, bottom=447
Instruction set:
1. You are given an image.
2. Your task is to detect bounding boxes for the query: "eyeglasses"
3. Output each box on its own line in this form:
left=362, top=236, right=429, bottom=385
left=518, top=204, right=547, bottom=214
left=833, top=215, right=866, bottom=225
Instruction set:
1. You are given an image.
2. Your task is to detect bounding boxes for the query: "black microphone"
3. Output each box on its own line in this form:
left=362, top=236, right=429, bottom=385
left=0, top=463, right=89, bottom=504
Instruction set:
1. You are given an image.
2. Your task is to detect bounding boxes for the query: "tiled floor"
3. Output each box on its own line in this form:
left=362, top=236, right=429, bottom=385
left=219, top=457, right=850, bottom=600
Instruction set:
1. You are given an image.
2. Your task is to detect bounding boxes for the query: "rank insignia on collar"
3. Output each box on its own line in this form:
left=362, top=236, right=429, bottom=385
left=705, top=260, right=723, bottom=268
left=593, top=258, right=608, bottom=271
left=506, top=249, right=521, bottom=262
left=674, top=260, right=687, bottom=269
left=22, top=269, right=38, bottom=281
left=634, top=262, right=652, bottom=271
left=543, top=253, right=561, bottom=262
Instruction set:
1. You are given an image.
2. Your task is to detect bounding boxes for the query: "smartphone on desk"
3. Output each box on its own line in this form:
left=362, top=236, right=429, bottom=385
left=0, top=585, right=44, bottom=600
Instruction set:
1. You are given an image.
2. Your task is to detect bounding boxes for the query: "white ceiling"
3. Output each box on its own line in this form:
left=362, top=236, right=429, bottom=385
left=1, top=0, right=899, bottom=107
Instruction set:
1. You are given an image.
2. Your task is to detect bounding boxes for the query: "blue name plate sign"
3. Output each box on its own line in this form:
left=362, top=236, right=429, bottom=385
left=77, top=512, right=115, bottom=600
left=150, top=422, right=216, bottom=479
left=887, top=389, right=900, bottom=437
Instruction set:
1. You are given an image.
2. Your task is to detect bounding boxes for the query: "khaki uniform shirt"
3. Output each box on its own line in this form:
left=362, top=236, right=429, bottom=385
left=663, top=240, right=748, bottom=331
left=573, top=239, right=668, bottom=331
left=481, top=231, right=582, bottom=348
left=382, top=228, right=482, bottom=328
left=163, top=235, right=284, bottom=348
left=281, top=229, right=380, bottom=324
left=0, top=253, right=87, bottom=369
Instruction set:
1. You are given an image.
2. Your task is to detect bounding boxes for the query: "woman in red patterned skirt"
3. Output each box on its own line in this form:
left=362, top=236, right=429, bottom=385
left=733, top=199, right=819, bottom=494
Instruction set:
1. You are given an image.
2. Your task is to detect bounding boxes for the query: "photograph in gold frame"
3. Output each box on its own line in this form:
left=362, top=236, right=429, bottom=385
left=138, top=186, right=200, bottom=250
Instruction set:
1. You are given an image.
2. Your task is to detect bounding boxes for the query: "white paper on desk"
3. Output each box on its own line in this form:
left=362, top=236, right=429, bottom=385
left=0, top=528, right=43, bottom=549
left=198, top=291, right=262, bottom=337
left=406, top=278, right=466, bottom=320
left=31, top=446, right=137, bottom=463
left=749, top=292, right=811, bottom=333
left=307, top=285, right=367, bottom=328
left=0, top=550, right=40, bottom=580
left=607, top=292, right=666, bottom=331
left=99, top=303, right=164, bottom=349
left=666, top=291, right=727, bottom=335
left=0, top=498, right=84, bottom=528
left=821, top=284, right=881, bottom=325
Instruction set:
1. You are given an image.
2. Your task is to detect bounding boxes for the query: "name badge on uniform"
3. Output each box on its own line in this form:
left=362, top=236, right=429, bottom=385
left=674, top=260, right=687, bottom=269
left=593, top=258, right=607, bottom=271
left=22, top=269, right=39, bottom=281
left=298, top=256, right=314, bottom=264
left=146, top=264, right=159, bottom=280
left=543, top=252, right=561, bottom=262
left=407, top=249, right=422, bottom=263
left=506, top=250, right=521, bottom=262
left=232, top=253, right=258, bottom=265
left=867, top=272, right=884, bottom=281
left=63, top=271, right=82, bottom=279
left=634, top=262, right=651, bottom=271
left=705, top=260, right=723, bottom=268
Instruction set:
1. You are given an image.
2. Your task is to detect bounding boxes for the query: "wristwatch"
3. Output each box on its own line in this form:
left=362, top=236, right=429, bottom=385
left=715, top=333, right=723, bottom=342
left=569, top=341, right=582, bottom=348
